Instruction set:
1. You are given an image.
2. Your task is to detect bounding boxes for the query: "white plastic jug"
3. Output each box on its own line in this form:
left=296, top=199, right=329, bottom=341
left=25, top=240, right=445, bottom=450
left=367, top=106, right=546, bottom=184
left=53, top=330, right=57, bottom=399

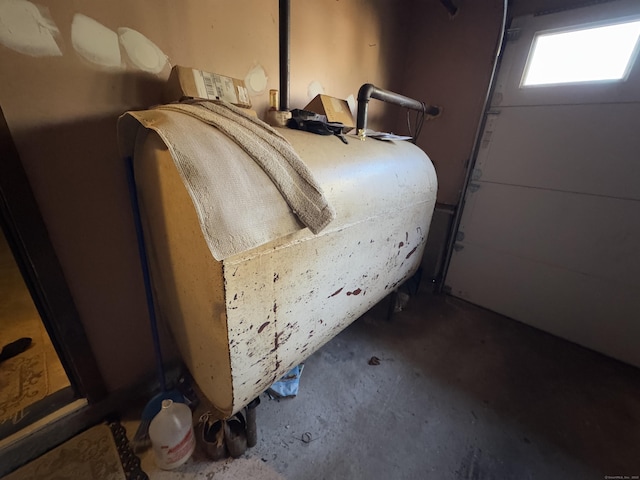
left=148, top=399, right=195, bottom=469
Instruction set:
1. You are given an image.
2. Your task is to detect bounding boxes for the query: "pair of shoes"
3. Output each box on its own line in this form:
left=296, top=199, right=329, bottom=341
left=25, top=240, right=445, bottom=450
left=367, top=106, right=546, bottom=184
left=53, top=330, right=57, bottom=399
left=197, top=412, right=226, bottom=461
left=0, top=337, right=32, bottom=363
left=197, top=411, right=248, bottom=461
left=223, top=412, right=247, bottom=458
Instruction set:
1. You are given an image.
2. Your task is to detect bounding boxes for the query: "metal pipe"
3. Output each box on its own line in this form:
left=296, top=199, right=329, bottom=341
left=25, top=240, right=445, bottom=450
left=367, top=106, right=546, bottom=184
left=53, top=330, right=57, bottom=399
left=245, top=397, right=260, bottom=448
left=279, top=0, right=290, bottom=111
left=356, top=83, right=440, bottom=136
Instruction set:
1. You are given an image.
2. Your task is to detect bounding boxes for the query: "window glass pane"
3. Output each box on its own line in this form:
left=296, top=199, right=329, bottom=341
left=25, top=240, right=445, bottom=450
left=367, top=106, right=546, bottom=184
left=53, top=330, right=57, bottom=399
left=522, top=20, right=640, bottom=86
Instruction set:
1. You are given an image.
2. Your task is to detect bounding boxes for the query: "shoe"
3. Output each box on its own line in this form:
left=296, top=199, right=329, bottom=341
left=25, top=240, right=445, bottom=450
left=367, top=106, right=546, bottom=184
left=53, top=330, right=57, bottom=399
left=0, top=337, right=32, bottom=363
left=223, top=412, right=247, bottom=458
left=197, top=412, right=227, bottom=461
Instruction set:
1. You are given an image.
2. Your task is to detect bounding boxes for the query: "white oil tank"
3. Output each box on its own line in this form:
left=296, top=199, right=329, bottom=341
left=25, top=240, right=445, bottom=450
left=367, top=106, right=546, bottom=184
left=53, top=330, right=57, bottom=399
left=119, top=107, right=437, bottom=419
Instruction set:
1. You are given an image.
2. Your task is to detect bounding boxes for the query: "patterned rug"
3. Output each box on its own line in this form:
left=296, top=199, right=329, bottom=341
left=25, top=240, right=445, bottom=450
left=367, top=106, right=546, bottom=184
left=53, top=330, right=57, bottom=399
left=1, top=228, right=70, bottom=426
left=0, top=350, right=48, bottom=423
left=2, top=423, right=147, bottom=480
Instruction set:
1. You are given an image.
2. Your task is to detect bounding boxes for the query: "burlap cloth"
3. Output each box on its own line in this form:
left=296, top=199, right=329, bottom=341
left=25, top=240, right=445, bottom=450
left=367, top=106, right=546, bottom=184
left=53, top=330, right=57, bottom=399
left=118, top=100, right=335, bottom=260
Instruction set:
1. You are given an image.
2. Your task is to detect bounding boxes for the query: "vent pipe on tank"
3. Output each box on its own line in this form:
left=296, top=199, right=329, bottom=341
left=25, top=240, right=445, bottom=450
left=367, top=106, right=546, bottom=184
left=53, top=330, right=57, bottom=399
left=356, top=83, right=441, bottom=140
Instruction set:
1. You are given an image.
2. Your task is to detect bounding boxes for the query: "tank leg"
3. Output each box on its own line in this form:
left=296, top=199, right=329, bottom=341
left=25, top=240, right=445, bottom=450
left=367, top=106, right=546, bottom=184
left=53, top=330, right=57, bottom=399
left=245, top=397, right=261, bottom=448
left=387, top=290, right=398, bottom=321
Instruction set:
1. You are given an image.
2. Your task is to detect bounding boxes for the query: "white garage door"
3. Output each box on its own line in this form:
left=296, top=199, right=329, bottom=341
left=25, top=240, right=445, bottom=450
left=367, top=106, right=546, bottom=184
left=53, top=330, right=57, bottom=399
left=445, top=0, right=640, bottom=367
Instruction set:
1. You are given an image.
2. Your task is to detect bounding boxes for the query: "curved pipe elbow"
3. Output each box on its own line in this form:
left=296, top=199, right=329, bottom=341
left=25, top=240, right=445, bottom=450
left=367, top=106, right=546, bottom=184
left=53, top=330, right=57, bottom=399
left=356, top=83, right=441, bottom=136
left=356, top=83, right=376, bottom=134
left=357, top=83, right=376, bottom=104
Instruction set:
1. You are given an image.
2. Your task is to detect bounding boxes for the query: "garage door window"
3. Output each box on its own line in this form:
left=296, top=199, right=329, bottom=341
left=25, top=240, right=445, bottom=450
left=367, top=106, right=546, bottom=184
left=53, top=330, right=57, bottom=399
left=522, top=19, right=640, bottom=86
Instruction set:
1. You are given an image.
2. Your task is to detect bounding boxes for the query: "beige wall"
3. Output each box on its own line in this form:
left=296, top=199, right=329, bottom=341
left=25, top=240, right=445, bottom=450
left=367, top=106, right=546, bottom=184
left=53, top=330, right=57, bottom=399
left=0, top=0, right=406, bottom=391
left=393, top=0, right=505, bottom=206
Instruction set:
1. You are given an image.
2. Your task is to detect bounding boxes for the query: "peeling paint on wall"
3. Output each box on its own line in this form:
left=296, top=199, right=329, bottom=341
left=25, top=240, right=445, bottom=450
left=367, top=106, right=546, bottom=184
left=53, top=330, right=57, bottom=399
left=118, top=27, right=168, bottom=74
left=346, top=94, right=356, bottom=119
left=244, top=64, right=268, bottom=96
left=71, top=13, right=122, bottom=69
left=307, top=80, right=324, bottom=100
left=0, top=0, right=61, bottom=57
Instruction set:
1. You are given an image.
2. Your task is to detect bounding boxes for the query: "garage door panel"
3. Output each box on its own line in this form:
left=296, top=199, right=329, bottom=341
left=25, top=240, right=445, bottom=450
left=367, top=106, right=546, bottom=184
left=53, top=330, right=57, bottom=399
left=476, top=104, right=640, bottom=200
left=457, top=183, right=640, bottom=285
left=447, top=244, right=640, bottom=368
left=446, top=1, right=640, bottom=367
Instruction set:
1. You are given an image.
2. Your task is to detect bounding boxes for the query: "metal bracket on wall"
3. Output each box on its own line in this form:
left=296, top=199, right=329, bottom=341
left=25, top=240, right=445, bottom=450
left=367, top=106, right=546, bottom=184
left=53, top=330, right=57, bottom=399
left=506, top=28, right=521, bottom=41
left=467, top=183, right=481, bottom=194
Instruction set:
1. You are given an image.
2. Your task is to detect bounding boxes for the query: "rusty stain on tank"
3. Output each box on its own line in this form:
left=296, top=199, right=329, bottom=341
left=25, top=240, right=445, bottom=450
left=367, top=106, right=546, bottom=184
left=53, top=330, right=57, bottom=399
left=406, top=246, right=418, bottom=259
left=399, top=241, right=404, bottom=248
left=276, top=329, right=292, bottom=344
left=273, top=302, right=278, bottom=313
left=347, top=288, right=362, bottom=296
left=258, top=321, right=270, bottom=333
left=329, top=287, right=343, bottom=298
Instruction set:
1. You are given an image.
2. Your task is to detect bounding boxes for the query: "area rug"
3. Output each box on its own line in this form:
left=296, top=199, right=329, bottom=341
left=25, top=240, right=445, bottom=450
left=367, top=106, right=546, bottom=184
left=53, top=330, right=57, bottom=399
left=0, top=351, right=48, bottom=423
left=1, top=228, right=71, bottom=426
left=2, top=423, right=147, bottom=480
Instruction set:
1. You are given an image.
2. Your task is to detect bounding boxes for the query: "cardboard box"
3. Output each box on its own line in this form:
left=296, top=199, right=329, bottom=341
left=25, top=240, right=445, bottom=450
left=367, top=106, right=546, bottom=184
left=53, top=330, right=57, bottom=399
left=164, top=65, right=251, bottom=109
left=303, top=94, right=354, bottom=132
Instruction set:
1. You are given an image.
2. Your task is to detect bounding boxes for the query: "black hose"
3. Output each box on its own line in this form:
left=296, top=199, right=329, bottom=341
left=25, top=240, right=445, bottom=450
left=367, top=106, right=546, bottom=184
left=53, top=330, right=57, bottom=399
left=125, top=156, right=167, bottom=391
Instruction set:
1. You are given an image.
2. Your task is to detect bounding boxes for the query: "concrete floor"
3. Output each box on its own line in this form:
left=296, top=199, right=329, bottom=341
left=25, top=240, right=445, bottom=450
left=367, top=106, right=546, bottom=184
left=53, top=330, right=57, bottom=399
left=136, top=290, right=640, bottom=479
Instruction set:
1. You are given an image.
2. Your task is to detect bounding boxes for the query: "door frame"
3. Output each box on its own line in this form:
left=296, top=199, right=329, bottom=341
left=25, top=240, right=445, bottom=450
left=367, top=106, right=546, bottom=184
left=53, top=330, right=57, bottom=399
left=0, top=106, right=106, bottom=404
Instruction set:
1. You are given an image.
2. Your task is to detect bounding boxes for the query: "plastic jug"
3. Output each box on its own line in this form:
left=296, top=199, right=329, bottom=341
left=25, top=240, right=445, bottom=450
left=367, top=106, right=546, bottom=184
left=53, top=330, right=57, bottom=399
left=148, top=399, right=195, bottom=469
